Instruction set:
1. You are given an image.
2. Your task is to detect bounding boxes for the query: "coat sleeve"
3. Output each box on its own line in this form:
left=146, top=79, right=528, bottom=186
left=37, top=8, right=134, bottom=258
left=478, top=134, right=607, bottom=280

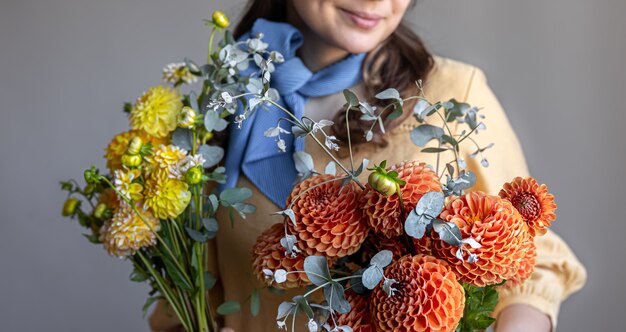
left=460, top=67, right=587, bottom=329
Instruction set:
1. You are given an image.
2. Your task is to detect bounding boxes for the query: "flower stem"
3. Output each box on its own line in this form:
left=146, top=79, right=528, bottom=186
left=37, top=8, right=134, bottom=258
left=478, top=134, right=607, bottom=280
left=207, top=28, right=216, bottom=64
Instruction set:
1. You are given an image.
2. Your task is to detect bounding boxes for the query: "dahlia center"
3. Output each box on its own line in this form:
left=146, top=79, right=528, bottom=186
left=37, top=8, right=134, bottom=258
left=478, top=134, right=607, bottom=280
left=511, top=192, right=541, bottom=220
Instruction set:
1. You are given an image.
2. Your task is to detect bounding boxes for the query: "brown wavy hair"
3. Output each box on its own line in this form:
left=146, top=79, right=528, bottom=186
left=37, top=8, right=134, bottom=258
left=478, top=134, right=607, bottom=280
left=234, top=0, right=433, bottom=146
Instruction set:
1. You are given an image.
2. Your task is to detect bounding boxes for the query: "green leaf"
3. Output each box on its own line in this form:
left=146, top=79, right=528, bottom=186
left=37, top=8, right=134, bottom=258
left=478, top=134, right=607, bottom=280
left=415, top=192, right=445, bottom=217
left=421, top=147, right=448, bottom=153
left=250, top=289, right=261, bottom=317
left=130, top=267, right=149, bottom=282
left=142, top=296, right=160, bottom=317
left=432, top=219, right=462, bottom=246
left=217, top=300, right=241, bottom=315
left=375, top=88, right=400, bottom=101
left=293, top=151, right=315, bottom=174
left=198, top=144, right=224, bottom=168
left=370, top=250, right=393, bottom=268
left=343, top=89, right=360, bottom=108
left=204, top=271, right=217, bottom=290
left=204, top=110, right=229, bottom=132
left=404, top=210, right=432, bottom=239
left=387, top=104, right=404, bottom=120
left=456, top=282, right=500, bottom=332
left=410, top=124, right=444, bottom=147
left=185, top=227, right=209, bottom=243
left=123, top=102, right=132, bottom=114
left=160, top=252, right=193, bottom=291
left=323, top=282, right=351, bottom=314
left=220, top=187, right=253, bottom=206
left=303, top=256, right=332, bottom=286
left=232, top=202, right=256, bottom=219
left=361, top=266, right=383, bottom=289
left=188, top=91, right=199, bottom=112
left=293, top=295, right=315, bottom=319
left=172, top=128, right=193, bottom=151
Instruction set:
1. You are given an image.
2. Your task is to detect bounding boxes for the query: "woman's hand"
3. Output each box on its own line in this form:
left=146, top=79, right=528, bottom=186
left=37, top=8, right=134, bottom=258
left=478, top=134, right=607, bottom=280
left=494, top=304, right=552, bottom=332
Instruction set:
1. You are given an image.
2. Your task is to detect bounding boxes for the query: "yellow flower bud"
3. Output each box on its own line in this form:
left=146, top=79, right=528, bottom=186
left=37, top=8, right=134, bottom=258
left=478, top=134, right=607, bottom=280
left=185, top=167, right=203, bottom=185
left=121, top=154, right=143, bottom=168
left=127, top=137, right=143, bottom=155
left=202, top=131, right=214, bottom=143
left=93, top=203, right=109, bottom=219
left=178, top=106, right=197, bottom=129
left=62, top=198, right=80, bottom=217
left=212, top=11, right=229, bottom=28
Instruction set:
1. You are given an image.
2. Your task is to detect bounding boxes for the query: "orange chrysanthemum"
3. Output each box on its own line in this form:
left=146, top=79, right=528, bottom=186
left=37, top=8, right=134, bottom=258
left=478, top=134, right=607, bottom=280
left=503, top=236, right=536, bottom=288
left=104, top=130, right=168, bottom=172
left=371, top=254, right=465, bottom=332
left=334, top=291, right=372, bottom=332
left=362, top=161, right=442, bottom=238
left=251, top=223, right=309, bottom=289
left=287, top=174, right=368, bottom=258
left=499, top=177, right=557, bottom=236
left=432, top=192, right=529, bottom=287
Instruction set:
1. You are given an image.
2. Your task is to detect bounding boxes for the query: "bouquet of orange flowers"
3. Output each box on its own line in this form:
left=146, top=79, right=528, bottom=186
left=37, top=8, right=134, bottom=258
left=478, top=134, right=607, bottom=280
left=247, top=85, right=557, bottom=331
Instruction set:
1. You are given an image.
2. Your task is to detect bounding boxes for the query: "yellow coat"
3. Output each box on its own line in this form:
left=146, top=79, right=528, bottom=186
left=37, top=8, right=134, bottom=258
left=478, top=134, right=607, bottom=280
left=150, top=56, right=586, bottom=331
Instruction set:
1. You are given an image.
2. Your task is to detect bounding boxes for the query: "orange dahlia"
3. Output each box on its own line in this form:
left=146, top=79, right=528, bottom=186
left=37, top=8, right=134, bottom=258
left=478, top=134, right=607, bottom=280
left=370, top=254, right=464, bottom=332
left=499, top=177, right=557, bottom=236
left=251, top=223, right=309, bottom=289
left=334, top=290, right=372, bottom=332
left=432, top=192, right=529, bottom=287
left=503, top=236, right=536, bottom=288
left=286, top=174, right=368, bottom=258
left=362, top=161, right=442, bottom=239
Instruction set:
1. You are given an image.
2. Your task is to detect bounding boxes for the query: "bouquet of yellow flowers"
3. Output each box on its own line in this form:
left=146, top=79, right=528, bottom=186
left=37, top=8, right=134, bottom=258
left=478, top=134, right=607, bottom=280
left=60, top=9, right=558, bottom=332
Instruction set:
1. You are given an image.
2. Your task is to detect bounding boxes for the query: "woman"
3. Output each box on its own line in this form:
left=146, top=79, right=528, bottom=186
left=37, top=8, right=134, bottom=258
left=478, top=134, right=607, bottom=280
left=150, top=0, right=586, bottom=331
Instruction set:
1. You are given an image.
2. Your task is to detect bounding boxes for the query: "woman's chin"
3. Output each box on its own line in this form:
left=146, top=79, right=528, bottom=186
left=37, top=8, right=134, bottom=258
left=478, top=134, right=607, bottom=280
left=334, top=33, right=383, bottom=54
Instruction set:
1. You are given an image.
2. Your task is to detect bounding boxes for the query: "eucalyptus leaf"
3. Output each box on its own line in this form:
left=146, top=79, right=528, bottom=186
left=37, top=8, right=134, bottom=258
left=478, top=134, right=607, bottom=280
left=204, top=111, right=228, bottom=132
left=370, top=250, right=393, bottom=268
left=232, top=202, right=256, bottom=218
left=343, top=89, right=360, bottom=108
left=415, top=192, right=445, bottom=217
left=323, top=282, right=351, bottom=314
left=294, top=151, right=314, bottom=174
left=217, top=301, right=241, bottom=315
left=142, top=296, right=159, bottom=317
left=375, top=88, right=400, bottom=101
left=220, top=187, right=253, bottom=206
left=324, top=161, right=337, bottom=175
left=362, top=266, right=383, bottom=290
left=294, top=295, right=315, bottom=318
left=432, top=219, right=462, bottom=246
left=185, top=227, right=209, bottom=243
left=303, top=256, right=331, bottom=286
left=421, top=147, right=449, bottom=153
left=160, top=253, right=193, bottom=291
left=198, top=144, right=224, bottom=168
left=404, top=209, right=432, bottom=239
left=171, top=128, right=193, bottom=151
left=204, top=271, right=217, bottom=290
left=277, top=301, right=295, bottom=320
left=188, top=91, right=199, bottom=112
left=273, top=208, right=297, bottom=226
left=250, top=288, right=261, bottom=317
left=410, top=124, right=444, bottom=147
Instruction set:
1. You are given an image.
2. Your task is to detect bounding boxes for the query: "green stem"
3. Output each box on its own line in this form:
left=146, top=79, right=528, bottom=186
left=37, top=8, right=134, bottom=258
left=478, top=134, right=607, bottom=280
left=207, top=28, right=216, bottom=64
left=345, top=106, right=355, bottom=171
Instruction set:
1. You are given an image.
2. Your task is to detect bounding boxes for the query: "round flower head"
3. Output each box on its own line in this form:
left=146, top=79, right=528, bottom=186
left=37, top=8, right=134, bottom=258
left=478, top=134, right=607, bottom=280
left=251, top=223, right=309, bottom=289
left=145, top=144, right=188, bottom=177
left=113, top=168, right=143, bottom=202
left=432, top=192, right=529, bottom=287
left=286, top=174, right=368, bottom=258
left=503, top=235, right=536, bottom=288
left=130, top=86, right=182, bottom=138
left=144, top=170, right=191, bottom=219
left=370, top=254, right=465, bottom=332
left=162, top=62, right=198, bottom=85
left=499, top=177, right=557, bottom=236
left=100, top=203, right=160, bottom=258
left=334, top=290, right=372, bottom=332
left=104, top=130, right=168, bottom=172
left=362, top=161, right=442, bottom=238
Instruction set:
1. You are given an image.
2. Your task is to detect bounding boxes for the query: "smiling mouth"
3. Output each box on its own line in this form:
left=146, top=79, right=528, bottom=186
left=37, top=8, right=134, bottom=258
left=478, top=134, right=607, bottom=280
left=339, top=8, right=383, bottom=29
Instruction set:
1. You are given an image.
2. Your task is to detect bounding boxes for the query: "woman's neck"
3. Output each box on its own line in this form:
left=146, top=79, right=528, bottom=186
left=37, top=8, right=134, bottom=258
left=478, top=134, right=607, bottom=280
left=286, top=4, right=350, bottom=72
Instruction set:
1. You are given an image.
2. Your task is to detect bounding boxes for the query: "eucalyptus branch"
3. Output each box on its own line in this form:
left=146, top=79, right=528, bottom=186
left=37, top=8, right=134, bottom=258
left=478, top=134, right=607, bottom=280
left=345, top=106, right=355, bottom=171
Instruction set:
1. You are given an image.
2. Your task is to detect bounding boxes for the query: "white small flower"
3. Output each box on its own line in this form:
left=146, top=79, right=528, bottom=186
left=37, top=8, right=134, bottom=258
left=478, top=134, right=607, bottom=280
left=277, top=320, right=287, bottom=330
left=277, top=138, right=287, bottom=153
left=307, top=319, right=318, bottom=332
left=468, top=253, right=478, bottom=264
left=235, top=114, right=246, bottom=129
left=262, top=269, right=274, bottom=279
left=264, top=126, right=290, bottom=138
left=177, top=154, right=206, bottom=173
left=312, top=119, right=334, bottom=133
left=162, top=62, right=198, bottom=85
left=324, top=135, right=340, bottom=151
left=382, top=278, right=398, bottom=297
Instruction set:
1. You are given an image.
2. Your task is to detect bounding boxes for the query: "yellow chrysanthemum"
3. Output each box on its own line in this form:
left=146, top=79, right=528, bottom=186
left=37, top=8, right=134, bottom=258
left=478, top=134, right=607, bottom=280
left=145, top=144, right=188, bottom=177
left=144, top=170, right=191, bottom=219
left=104, top=130, right=168, bottom=172
left=113, top=168, right=144, bottom=202
left=130, top=86, right=182, bottom=138
left=100, top=203, right=160, bottom=258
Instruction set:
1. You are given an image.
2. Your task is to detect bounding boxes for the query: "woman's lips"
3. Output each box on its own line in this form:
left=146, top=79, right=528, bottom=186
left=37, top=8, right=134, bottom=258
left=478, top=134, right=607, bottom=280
left=339, top=8, right=383, bottom=29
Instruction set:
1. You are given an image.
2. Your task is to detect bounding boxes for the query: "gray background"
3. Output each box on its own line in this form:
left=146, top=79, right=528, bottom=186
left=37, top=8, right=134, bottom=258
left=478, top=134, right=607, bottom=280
left=1, top=0, right=623, bottom=331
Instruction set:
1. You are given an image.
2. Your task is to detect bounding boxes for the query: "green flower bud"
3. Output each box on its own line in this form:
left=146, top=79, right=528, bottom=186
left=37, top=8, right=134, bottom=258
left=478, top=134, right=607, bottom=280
left=368, top=172, right=397, bottom=197
left=83, top=166, right=100, bottom=185
left=202, top=131, right=214, bottom=143
left=62, top=198, right=81, bottom=217
left=127, top=137, right=143, bottom=155
left=178, top=106, right=197, bottom=129
left=84, top=184, right=96, bottom=195
left=93, top=203, right=109, bottom=220
left=121, top=154, right=142, bottom=168
left=185, top=167, right=203, bottom=185
left=212, top=11, right=229, bottom=29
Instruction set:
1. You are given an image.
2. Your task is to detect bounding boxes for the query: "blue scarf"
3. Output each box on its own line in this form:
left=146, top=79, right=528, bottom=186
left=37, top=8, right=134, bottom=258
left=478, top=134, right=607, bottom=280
left=222, top=19, right=366, bottom=208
